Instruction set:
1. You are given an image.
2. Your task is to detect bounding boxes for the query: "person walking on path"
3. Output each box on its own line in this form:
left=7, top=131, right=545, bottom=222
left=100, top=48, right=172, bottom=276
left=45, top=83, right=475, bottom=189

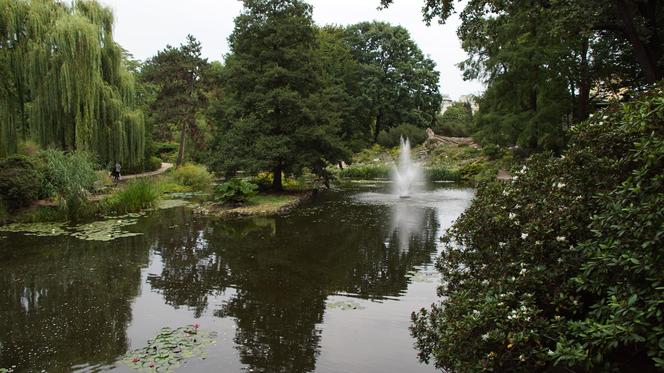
left=112, top=162, right=122, bottom=181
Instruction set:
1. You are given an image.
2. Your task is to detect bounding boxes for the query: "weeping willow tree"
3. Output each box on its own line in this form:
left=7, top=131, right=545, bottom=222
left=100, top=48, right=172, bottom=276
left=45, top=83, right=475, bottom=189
left=0, top=0, right=145, bottom=169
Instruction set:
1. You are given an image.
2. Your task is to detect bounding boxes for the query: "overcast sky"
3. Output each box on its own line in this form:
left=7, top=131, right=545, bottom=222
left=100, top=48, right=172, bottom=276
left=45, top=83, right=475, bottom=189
left=101, top=0, right=485, bottom=100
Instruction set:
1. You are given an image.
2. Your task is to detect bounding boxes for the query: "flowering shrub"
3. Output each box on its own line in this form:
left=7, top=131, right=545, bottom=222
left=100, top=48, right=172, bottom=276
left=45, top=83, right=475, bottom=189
left=411, top=84, right=664, bottom=372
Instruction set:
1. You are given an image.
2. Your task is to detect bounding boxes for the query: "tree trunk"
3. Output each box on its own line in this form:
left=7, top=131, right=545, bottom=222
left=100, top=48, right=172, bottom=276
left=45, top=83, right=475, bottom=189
left=373, top=110, right=383, bottom=143
left=615, top=0, right=661, bottom=83
left=577, top=38, right=591, bottom=122
left=272, top=164, right=283, bottom=191
left=176, top=120, right=186, bottom=166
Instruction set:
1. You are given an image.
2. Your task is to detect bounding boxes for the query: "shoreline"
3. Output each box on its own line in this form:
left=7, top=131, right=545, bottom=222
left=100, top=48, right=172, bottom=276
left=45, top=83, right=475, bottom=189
left=193, top=190, right=315, bottom=219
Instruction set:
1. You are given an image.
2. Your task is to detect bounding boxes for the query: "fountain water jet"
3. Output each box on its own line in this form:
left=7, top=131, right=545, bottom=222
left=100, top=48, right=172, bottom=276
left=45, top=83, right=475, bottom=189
left=392, top=137, right=424, bottom=198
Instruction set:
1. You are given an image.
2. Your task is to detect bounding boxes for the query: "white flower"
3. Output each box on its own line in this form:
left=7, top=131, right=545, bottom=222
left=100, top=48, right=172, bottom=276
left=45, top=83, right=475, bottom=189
left=519, top=268, right=527, bottom=275
left=535, top=240, right=542, bottom=245
left=556, top=236, right=567, bottom=242
left=498, top=242, right=506, bottom=248
left=502, top=189, right=510, bottom=196
left=521, top=233, right=528, bottom=240
left=547, top=349, right=555, bottom=356
left=482, top=333, right=490, bottom=341
left=603, top=115, right=608, bottom=120
left=519, top=354, right=526, bottom=361
left=508, top=213, right=516, bottom=220
left=556, top=182, right=566, bottom=188
left=473, top=310, right=480, bottom=316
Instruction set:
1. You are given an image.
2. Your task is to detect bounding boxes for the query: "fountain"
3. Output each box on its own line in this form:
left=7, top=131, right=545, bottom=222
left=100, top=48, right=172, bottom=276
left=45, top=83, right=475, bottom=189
left=392, top=137, right=424, bottom=198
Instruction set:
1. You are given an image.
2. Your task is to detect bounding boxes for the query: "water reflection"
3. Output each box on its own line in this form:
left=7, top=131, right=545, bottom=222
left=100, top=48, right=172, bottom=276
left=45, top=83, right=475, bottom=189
left=0, top=236, right=149, bottom=371
left=0, top=188, right=467, bottom=372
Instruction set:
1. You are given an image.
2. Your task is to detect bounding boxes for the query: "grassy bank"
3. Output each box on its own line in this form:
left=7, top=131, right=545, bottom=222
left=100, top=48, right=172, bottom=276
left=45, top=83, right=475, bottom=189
left=196, top=191, right=312, bottom=218
left=332, top=142, right=509, bottom=184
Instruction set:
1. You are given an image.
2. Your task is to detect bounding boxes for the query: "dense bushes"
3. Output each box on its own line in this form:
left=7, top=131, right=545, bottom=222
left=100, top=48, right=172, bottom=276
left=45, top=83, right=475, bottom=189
left=377, top=124, right=427, bottom=147
left=0, top=155, right=41, bottom=209
left=214, top=179, right=257, bottom=204
left=105, top=179, right=160, bottom=214
left=40, top=150, right=98, bottom=219
left=170, top=163, right=213, bottom=191
left=411, top=85, right=664, bottom=371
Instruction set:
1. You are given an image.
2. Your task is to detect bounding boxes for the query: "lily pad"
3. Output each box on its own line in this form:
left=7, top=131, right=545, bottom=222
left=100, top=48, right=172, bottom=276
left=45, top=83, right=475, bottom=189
left=71, top=218, right=142, bottom=241
left=0, top=222, right=67, bottom=237
left=123, top=325, right=216, bottom=372
left=326, top=299, right=365, bottom=311
left=156, top=199, right=194, bottom=210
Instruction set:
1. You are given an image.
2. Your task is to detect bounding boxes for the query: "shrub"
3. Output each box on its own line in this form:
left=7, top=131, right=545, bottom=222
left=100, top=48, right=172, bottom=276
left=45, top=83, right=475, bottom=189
left=39, top=150, right=98, bottom=219
left=0, top=155, right=41, bottom=209
left=377, top=124, right=427, bottom=148
left=338, top=164, right=391, bottom=179
left=170, top=163, right=213, bottom=191
left=106, top=179, right=160, bottom=214
left=411, top=85, right=664, bottom=372
left=147, top=156, right=162, bottom=172
left=425, top=166, right=461, bottom=182
left=214, top=179, right=258, bottom=205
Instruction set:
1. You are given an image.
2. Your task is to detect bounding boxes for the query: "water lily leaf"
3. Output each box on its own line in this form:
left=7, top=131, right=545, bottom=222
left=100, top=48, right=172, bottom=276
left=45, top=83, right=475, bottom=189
left=123, top=325, right=216, bottom=372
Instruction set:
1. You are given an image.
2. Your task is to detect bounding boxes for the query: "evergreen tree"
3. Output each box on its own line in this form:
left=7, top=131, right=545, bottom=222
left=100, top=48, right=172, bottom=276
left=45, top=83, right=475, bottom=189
left=141, top=35, right=209, bottom=166
left=213, top=0, right=349, bottom=190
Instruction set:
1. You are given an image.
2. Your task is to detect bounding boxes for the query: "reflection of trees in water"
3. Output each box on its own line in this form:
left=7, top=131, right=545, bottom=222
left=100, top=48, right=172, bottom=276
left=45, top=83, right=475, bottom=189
left=146, top=200, right=440, bottom=373
left=0, top=234, right=149, bottom=371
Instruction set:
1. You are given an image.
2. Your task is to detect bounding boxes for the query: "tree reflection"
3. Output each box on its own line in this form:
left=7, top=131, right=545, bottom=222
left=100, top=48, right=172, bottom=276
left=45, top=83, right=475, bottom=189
left=0, top=234, right=149, bottom=371
left=145, top=197, right=440, bottom=372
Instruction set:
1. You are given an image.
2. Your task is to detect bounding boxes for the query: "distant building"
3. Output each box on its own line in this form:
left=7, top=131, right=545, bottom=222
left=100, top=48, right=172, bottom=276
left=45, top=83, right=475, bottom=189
left=440, top=94, right=453, bottom=113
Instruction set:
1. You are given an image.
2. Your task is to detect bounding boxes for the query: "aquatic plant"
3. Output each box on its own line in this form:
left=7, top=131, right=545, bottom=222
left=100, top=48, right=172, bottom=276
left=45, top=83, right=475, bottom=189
left=0, top=222, right=67, bottom=237
left=123, top=325, right=216, bottom=372
left=71, top=218, right=142, bottom=241
left=106, top=179, right=160, bottom=214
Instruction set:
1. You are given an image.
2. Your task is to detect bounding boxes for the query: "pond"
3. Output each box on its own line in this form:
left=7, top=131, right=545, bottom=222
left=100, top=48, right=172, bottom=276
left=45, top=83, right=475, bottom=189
left=0, top=184, right=473, bottom=372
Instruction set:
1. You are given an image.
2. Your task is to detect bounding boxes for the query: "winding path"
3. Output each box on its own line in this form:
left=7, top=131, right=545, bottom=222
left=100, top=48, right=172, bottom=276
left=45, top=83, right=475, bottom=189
left=119, top=162, right=173, bottom=181
left=32, top=163, right=174, bottom=207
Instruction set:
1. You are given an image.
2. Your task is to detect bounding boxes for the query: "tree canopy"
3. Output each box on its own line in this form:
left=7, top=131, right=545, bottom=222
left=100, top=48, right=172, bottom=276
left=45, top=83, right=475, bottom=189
left=380, top=0, right=663, bottom=152
left=344, top=21, right=442, bottom=142
left=141, top=35, right=209, bottom=165
left=212, top=0, right=350, bottom=190
left=0, top=0, right=146, bottom=169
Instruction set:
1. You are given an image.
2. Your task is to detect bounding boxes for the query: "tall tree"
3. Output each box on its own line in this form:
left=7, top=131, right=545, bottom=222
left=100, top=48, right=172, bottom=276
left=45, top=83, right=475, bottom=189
left=344, top=22, right=442, bottom=142
left=0, top=0, right=146, bottom=169
left=141, top=35, right=208, bottom=166
left=213, top=0, right=349, bottom=190
left=379, top=0, right=663, bottom=151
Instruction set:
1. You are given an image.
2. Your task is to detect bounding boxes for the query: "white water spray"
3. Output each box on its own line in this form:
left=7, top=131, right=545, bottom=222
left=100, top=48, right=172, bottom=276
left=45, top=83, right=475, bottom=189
left=392, top=137, right=424, bottom=198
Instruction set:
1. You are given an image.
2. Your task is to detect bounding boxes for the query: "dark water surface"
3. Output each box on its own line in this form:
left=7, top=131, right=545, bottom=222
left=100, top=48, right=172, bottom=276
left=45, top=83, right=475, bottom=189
left=0, top=185, right=473, bottom=372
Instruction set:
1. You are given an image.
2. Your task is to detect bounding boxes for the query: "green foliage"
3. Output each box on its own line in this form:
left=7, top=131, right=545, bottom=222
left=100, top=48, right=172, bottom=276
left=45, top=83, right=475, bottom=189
left=38, top=150, right=97, bottom=219
left=377, top=124, right=427, bottom=148
left=424, top=166, right=461, bottom=182
left=105, top=179, right=160, bottom=214
left=147, top=156, right=162, bottom=172
left=344, top=22, right=442, bottom=141
left=0, top=0, right=146, bottom=168
left=338, top=164, right=391, bottom=179
left=0, top=155, right=41, bottom=209
left=212, top=0, right=349, bottom=191
left=141, top=35, right=210, bottom=165
left=123, top=325, right=216, bottom=371
left=214, top=179, right=258, bottom=205
left=435, top=102, right=473, bottom=137
left=380, top=0, right=663, bottom=152
left=169, top=163, right=213, bottom=191
left=410, top=85, right=664, bottom=371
